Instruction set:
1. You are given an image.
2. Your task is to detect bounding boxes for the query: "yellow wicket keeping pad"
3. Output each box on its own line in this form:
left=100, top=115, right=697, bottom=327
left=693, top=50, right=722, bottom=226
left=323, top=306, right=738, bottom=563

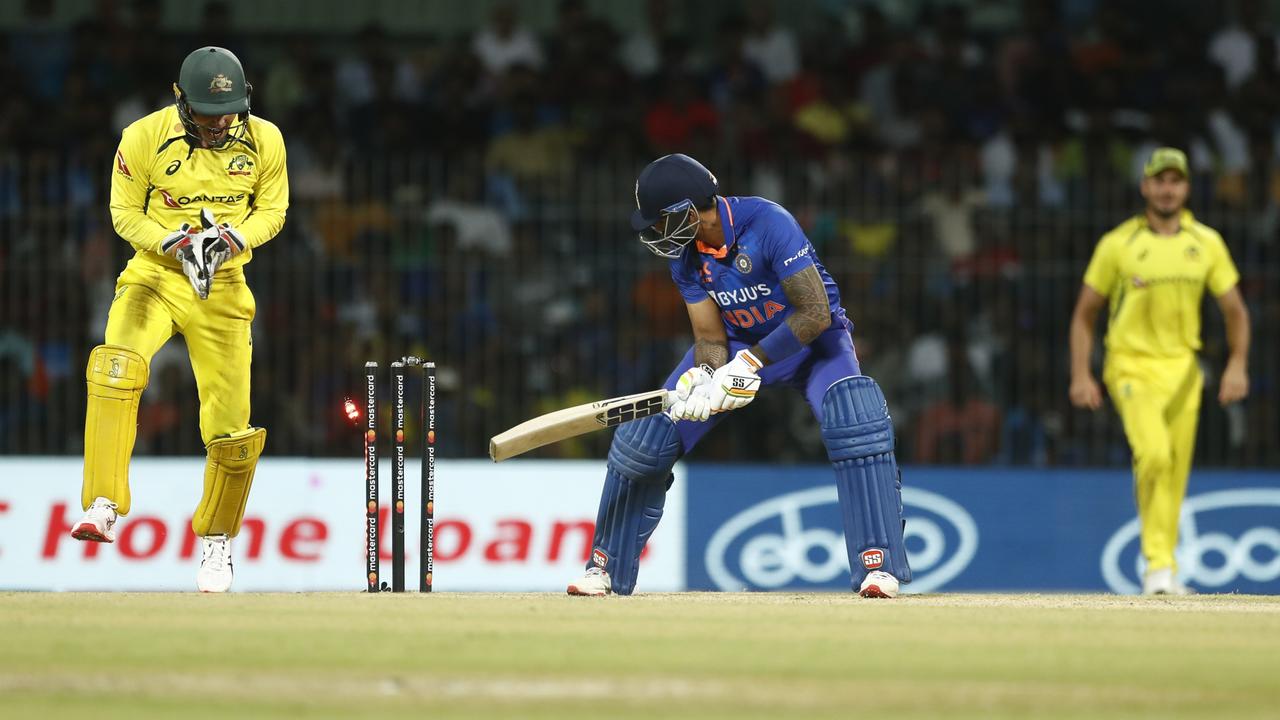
left=193, top=427, right=266, bottom=537
left=82, top=345, right=149, bottom=515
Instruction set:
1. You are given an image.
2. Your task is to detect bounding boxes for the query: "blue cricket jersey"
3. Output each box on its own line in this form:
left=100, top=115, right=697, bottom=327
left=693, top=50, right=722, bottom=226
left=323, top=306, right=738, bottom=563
left=669, top=196, right=848, bottom=344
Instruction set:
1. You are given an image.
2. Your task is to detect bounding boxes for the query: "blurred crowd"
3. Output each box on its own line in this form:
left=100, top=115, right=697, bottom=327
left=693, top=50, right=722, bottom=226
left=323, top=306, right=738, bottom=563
left=1, top=0, right=1278, bottom=465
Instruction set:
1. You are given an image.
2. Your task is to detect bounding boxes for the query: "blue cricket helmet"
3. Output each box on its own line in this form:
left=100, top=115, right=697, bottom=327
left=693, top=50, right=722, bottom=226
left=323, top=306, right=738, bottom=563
left=630, top=154, right=719, bottom=258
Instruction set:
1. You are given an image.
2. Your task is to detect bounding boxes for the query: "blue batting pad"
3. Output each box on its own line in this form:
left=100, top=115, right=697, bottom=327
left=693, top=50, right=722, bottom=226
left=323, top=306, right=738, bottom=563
left=820, top=376, right=912, bottom=587
left=589, top=413, right=682, bottom=595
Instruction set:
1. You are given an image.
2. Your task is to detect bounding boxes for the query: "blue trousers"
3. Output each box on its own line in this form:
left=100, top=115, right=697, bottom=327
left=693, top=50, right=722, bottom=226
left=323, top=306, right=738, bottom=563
left=664, top=318, right=861, bottom=452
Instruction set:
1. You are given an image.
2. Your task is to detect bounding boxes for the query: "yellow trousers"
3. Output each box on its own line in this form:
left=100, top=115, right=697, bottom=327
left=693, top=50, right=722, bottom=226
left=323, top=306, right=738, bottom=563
left=104, top=255, right=256, bottom=446
left=1104, top=352, right=1203, bottom=573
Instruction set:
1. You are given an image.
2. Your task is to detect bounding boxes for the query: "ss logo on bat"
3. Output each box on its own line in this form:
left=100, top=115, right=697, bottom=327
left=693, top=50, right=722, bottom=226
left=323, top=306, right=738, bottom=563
left=596, top=396, right=666, bottom=427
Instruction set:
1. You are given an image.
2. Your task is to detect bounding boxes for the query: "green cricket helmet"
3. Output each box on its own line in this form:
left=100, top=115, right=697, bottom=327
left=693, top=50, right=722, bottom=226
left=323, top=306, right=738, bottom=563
left=173, top=46, right=252, bottom=148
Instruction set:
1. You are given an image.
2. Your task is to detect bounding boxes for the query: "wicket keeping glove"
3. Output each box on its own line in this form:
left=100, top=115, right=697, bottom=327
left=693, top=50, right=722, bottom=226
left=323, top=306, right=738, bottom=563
left=161, top=222, right=217, bottom=300
left=668, top=364, right=714, bottom=422
left=708, top=349, right=763, bottom=412
left=198, top=208, right=246, bottom=280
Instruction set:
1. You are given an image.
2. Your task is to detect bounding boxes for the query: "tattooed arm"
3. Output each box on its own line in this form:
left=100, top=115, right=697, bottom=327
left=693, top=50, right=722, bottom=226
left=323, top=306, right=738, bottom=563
left=686, top=298, right=730, bottom=369
left=750, top=265, right=831, bottom=365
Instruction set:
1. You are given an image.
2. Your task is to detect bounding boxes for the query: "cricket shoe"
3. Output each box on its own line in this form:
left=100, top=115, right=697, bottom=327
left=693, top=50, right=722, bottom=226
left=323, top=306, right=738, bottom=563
left=70, top=497, right=119, bottom=543
left=1142, top=567, right=1194, bottom=596
left=197, top=534, right=234, bottom=593
left=859, top=571, right=899, bottom=598
left=567, top=566, right=612, bottom=596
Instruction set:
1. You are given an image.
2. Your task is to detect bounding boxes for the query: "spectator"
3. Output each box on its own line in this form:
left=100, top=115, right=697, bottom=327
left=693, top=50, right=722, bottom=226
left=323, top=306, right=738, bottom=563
left=11, top=0, right=69, bottom=105
left=619, top=0, right=672, bottom=78
left=741, top=0, right=800, bottom=84
left=792, top=65, right=870, bottom=153
left=546, top=0, right=594, bottom=77
left=425, top=178, right=514, bottom=258
left=643, top=72, right=718, bottom=154
left=915, top=341, right=1002, bottom=464
left=2, top=0, right=1276, bottom=468
left=347, top=57, right=423, bottom=154
left=472, top=3, right=544, bottom=76
left=335, top=24, right=422, bottom=109
left=919, top=167, right=986, bottom=261
left=194, top=1, right=248, bottom=64
left=705, top=15, right=766, bottom=114
left=262, top=36, right=314, bottom=121
left=485, top=92, right=577, bottom=203
left=427, top=41, right=492, bottom=159
left=1207, top=0, right=1276, bottom=90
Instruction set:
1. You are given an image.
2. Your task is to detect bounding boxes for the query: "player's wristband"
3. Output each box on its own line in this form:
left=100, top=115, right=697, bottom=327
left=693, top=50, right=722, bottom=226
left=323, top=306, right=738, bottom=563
left=758, top=322, right=807, bottom=363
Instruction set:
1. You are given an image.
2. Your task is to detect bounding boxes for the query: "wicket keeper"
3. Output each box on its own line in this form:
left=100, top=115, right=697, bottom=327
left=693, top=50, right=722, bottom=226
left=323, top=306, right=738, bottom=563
left=71, top=47, right=288, bottom=592
left=568, top=154, right=910, bottom=597
left=1069, top=147, right=1249, bottom=595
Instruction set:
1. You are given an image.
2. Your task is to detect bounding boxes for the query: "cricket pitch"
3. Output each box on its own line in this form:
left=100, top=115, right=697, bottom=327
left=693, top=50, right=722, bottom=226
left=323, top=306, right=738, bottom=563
left=2, top=592, right=1278, bottom=719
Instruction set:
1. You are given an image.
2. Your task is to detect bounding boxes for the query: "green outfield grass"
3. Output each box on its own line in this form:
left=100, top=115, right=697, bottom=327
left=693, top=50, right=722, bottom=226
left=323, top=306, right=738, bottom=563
left=2, top=592, right=1278, bottom=719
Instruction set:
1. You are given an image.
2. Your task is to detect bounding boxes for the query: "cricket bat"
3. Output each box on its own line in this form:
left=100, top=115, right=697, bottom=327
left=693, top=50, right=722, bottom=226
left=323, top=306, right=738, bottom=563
left=489, top=389, right=677, bottom=461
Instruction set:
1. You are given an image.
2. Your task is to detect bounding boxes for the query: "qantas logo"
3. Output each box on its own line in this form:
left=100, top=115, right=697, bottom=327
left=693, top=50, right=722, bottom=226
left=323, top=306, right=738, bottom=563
left=158, top=190, right=247, bottom=208
left=115, top=151, right=132, bottom=179
left=1132, top=274, right=1199, bottom=289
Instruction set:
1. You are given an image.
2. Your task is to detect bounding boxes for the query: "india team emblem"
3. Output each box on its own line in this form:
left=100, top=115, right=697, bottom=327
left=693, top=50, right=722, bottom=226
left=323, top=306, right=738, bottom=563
left=209, top=73, right=234, bottom=93
left=734, top=252, right=753, bottom=274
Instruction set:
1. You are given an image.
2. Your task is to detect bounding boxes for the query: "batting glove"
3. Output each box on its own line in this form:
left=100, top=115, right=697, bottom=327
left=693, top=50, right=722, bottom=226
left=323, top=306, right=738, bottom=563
left=708, top=349, right=763, bottom=412
left=668, top=365, right=715, bottom=422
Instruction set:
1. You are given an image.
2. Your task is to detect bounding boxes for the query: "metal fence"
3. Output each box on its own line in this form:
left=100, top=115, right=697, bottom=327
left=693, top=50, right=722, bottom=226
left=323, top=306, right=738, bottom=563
left=2, top=151, right=1277, bottom=466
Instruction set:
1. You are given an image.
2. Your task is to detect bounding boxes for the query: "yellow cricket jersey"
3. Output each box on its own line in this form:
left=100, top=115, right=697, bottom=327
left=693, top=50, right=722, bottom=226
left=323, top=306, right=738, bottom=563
left=1083, top=210, right=1239, bottom=358
left=110, top=105, right=288, bottom=271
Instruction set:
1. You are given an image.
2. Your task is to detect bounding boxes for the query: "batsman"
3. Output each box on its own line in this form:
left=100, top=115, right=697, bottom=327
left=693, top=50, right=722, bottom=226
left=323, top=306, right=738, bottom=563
left=568, top=154, right=909, bottom=598
left=71, top=47, right=288, bottom=592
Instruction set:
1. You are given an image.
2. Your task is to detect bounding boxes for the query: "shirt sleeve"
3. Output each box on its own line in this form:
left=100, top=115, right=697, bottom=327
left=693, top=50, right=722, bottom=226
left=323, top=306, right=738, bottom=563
left=669, top=258, right=708, bottom=304
left=109, top=125, right=173, bottom=254
left=1207, top=233, right=1241, bottom=296
left=1081, top=233, right=1117, bottom=296
left=760, top=205, right=815, bottom=280
left=235, top=121, right=289, bottom=248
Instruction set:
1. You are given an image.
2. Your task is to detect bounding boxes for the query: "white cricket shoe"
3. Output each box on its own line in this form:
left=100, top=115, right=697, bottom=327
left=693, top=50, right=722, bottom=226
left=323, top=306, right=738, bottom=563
left=567, top=566, right=612, bottom=596
left=1143, top=567, right=1194, bottom=596
left=859, top=570, right=899, bottom=598
left=70, top=497, right=118, bottom=543
left=197, top=534, right=234, bottom=593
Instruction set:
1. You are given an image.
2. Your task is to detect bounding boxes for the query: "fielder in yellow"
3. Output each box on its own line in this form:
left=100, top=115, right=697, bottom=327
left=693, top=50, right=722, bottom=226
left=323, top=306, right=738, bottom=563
left=70, top=47, right=288, bottom=592
left=1069, top=148, right=1250, bottom=595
